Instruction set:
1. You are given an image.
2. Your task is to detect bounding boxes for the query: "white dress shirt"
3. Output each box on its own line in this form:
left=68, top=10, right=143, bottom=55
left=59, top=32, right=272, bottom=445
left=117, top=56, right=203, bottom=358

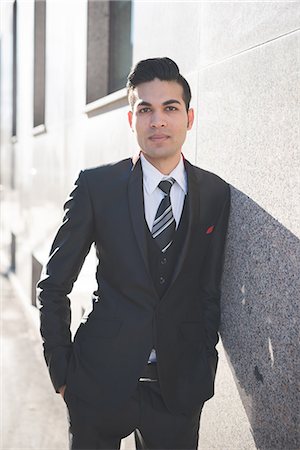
left=140, top=153, right=187, bottom=231
left=140, top=153, right=187, bottom=366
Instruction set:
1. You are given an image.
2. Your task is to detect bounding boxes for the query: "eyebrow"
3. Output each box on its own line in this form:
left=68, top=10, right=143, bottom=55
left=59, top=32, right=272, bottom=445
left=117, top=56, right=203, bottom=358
left=136, top=99, right=182, bottom=107
left=163, top=99, right=181, bottom=106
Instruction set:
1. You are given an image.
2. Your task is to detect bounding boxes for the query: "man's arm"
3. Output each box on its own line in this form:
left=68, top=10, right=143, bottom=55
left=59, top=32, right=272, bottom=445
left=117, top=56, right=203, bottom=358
left=201, top=185, right=231, bottom=354
left=37, top=171, right=95, bottom=392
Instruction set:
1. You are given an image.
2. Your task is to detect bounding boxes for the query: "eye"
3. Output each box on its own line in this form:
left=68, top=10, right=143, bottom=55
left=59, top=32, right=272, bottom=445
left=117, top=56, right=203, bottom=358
left=138, top=107, right=151, bottom=113
left=165, top=106, right=178, bottom=111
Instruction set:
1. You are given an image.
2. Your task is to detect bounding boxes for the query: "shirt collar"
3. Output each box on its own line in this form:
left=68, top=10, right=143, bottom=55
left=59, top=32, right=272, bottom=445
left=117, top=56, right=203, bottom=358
left=140, top=153, right=187, bottom=195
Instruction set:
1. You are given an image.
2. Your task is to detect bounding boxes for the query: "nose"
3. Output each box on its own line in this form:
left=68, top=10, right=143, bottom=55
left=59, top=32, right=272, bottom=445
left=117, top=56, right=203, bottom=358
left=150, top=112, right=167, bottom=128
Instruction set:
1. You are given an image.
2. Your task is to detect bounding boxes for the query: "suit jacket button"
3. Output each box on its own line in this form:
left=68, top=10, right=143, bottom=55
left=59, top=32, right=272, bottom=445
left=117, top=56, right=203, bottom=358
left=159, top=276, right=166, bottom=284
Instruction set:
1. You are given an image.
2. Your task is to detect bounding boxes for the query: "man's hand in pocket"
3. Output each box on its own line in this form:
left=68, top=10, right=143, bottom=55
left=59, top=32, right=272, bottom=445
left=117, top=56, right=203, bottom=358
left=58, top=385, right=66, bottom=399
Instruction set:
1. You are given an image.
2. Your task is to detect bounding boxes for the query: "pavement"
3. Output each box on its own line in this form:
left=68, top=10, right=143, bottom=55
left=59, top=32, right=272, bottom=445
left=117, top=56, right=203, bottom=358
left=1, top=270, right=69, bottom=449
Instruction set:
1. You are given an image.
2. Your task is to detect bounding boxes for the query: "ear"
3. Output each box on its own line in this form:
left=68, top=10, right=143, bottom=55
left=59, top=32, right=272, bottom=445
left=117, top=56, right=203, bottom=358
left=128, top=110, right=133, bottom=129
left=187, top=108, right=194, bottom=130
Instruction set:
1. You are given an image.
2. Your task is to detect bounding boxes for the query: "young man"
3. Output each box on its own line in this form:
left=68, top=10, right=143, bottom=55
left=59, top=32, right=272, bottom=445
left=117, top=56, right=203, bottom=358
left=38, top=57, right=230, bottom=450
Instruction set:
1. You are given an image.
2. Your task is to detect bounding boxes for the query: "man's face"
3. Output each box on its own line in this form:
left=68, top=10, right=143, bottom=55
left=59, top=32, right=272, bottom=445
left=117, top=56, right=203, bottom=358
left=128, top=78, right=194, bottom=166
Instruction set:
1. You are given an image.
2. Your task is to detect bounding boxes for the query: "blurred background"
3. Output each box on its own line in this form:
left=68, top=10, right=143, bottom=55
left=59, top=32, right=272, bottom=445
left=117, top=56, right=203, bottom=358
left=0, top=1, right=299, bottom=449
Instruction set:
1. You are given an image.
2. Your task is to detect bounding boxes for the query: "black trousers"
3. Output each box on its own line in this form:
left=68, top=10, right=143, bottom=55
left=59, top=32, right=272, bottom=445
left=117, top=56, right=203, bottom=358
left=64, top=380, right=203, bottom=450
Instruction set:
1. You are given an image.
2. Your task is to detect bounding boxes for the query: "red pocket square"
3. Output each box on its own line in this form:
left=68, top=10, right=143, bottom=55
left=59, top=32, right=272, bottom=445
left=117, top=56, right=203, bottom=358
left=206, top=225, right=215, bottom=234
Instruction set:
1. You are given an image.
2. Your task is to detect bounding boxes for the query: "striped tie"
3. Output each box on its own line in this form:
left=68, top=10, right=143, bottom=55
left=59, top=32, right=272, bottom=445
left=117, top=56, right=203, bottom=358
left=152, top=178, right=176, bottom=253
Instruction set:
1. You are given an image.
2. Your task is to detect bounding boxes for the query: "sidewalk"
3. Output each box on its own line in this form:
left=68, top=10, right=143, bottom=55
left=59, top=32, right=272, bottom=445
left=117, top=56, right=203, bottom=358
left=1, top=271, right=69, bottom=449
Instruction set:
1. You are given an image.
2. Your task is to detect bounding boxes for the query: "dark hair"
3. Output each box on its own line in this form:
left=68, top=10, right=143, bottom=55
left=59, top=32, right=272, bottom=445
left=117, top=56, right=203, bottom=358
left=127, top=57, right=191, bottom=111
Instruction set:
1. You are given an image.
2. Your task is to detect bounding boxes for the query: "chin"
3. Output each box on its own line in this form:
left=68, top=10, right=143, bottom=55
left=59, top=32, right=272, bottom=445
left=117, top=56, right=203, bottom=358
left=148, top=152, right=172, bottom=161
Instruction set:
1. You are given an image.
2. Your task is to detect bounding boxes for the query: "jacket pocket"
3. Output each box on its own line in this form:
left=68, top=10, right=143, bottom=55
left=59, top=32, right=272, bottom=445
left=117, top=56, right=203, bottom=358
left=180, top=322, right=204, bottom=341
left=80, top=318, right=122, bottom=339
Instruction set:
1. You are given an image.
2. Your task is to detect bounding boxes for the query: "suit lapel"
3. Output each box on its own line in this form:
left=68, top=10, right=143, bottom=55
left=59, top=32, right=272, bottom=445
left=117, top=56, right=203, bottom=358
left=127, top=158, right=152, bottom=279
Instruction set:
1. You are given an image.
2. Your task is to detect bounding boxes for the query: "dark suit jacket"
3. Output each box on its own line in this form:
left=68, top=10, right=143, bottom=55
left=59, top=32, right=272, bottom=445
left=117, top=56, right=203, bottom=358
left=38, top=157, right=230, bottom=415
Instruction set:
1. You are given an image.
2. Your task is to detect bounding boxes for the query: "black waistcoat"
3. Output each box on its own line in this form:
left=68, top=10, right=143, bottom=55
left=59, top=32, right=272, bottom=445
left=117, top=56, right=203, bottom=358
left=145, top=196, right=189, bottom=298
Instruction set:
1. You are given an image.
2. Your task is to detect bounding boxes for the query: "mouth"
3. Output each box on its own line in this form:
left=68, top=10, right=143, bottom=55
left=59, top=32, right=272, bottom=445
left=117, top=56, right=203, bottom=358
left=149, top=134, right=170, bottom=142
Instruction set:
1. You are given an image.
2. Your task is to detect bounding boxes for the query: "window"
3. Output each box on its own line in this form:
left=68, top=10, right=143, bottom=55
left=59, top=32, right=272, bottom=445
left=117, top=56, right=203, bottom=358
left=86, top=1, right=110, bottom=104
left=108, top=1, right=132, bottom=94
left=33, top=0, right=46, bottom=129
left=86, top=0, right=132, bottom=105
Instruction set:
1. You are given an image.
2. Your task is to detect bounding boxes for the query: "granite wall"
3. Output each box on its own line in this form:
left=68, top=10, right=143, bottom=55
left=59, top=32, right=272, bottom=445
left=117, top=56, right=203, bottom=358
left=221, top=188, right=299, bottom=448
left=191, top=6, right=300, bottom=447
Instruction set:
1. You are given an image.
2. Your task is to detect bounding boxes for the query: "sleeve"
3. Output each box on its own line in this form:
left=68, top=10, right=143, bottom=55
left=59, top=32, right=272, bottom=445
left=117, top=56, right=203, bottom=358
left=37, top=170, right=95, bottom=392
left=201, top=184, right=231, bottom=355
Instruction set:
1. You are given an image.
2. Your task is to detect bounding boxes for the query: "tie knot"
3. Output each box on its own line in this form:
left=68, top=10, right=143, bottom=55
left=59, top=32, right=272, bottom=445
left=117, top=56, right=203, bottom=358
left=158, top=178, right=175, bottom=195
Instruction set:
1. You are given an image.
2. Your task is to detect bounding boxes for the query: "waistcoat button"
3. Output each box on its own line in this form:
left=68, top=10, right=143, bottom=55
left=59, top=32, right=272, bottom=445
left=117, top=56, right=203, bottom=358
left=160, top=257, right=167, bottom=265
left=159, top=276, right=165, bottom=284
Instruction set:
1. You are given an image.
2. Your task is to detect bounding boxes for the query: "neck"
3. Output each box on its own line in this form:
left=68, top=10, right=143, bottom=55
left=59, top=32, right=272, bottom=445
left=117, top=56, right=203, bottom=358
left=142, top=153, right=182, bottom=175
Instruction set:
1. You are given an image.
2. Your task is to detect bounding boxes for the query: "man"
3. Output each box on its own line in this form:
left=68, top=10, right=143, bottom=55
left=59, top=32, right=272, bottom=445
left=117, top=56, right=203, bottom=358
left=38, top=57, right=230, bottom=450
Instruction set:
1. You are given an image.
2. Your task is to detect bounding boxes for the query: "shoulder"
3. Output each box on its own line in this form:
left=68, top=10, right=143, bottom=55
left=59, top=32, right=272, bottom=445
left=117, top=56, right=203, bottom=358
left=78, top=158, right=133, bottom=189
left=185, top=159, right=230, bottom=197
left=82, top=158, right=132, bottom=179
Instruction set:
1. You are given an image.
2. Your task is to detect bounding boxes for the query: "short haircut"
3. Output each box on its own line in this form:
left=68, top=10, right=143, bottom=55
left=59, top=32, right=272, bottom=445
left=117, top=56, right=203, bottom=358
left=126, top=57, right=191, bottom=111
